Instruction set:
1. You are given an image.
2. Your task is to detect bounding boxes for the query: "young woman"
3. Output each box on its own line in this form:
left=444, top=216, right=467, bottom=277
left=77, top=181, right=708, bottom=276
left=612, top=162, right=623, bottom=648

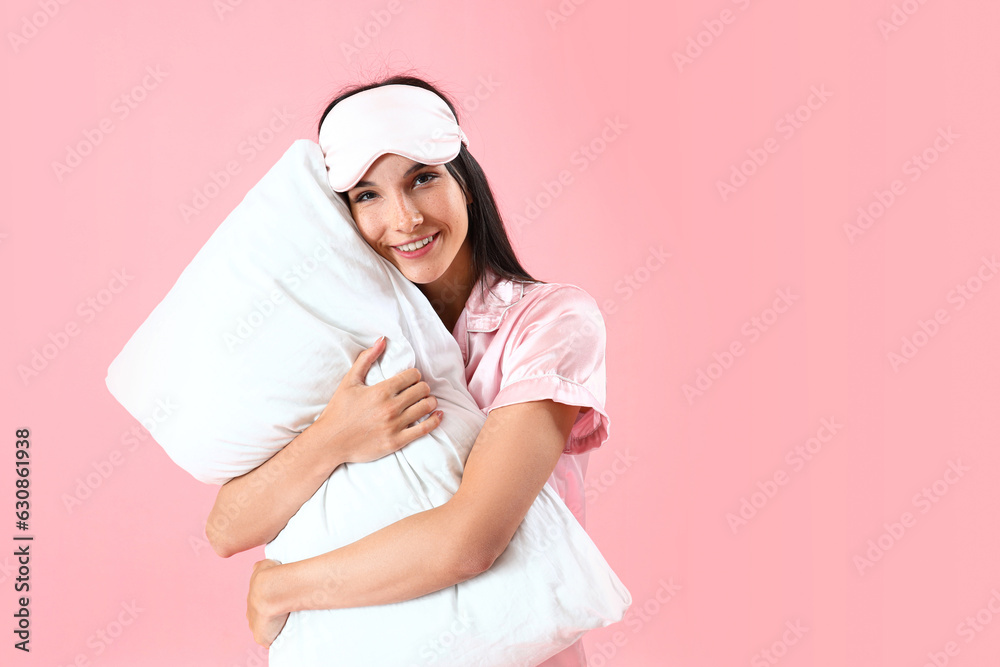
left=205, top=74, right=611, bottom=667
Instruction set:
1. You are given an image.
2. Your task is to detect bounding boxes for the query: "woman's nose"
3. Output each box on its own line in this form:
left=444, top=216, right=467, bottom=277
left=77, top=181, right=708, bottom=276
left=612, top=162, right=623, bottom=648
left=391, top=193, right=423, bottom=232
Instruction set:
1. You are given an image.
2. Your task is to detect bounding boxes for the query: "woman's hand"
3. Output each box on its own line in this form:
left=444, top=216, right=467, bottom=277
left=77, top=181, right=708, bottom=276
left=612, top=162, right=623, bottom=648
left=247, top=559, right=287, bottom=648
left=314, top=335, right=444, bottom=464
left=205, top=337, right=445, bottom=559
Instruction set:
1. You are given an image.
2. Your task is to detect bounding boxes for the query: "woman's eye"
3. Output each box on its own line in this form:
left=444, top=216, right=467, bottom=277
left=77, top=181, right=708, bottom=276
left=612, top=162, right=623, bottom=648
left=353, top=173, right=435, bottom=203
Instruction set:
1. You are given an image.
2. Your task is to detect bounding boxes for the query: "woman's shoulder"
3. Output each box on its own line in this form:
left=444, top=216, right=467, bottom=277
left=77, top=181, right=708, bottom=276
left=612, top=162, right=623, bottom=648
left=471, top=268, right=604, bottom=335
left=517, top=278, right=601, bottom=317
left=501, top=277, right=605, bottom=339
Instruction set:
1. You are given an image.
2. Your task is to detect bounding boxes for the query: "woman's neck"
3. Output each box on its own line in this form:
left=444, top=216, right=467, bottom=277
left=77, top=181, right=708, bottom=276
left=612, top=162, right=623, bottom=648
left=419, top=238, right=477, bottom=333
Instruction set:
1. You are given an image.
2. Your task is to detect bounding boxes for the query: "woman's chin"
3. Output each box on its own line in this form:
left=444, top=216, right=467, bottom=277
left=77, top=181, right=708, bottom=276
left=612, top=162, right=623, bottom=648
left=395, top=263, right=443, bottom=285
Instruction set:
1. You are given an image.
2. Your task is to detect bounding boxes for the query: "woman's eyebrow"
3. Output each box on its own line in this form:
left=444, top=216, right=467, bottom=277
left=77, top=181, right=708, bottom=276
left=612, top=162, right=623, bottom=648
left=354, top=162, right=429, bottom=189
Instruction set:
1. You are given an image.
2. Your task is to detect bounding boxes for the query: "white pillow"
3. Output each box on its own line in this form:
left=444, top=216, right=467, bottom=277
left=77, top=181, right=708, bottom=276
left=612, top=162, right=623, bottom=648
left=105, top=139, right=631, bottom=666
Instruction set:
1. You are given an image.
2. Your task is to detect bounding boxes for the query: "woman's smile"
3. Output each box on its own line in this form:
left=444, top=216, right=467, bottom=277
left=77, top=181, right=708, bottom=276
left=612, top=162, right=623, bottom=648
left=391, top=231, right=440, bottom=258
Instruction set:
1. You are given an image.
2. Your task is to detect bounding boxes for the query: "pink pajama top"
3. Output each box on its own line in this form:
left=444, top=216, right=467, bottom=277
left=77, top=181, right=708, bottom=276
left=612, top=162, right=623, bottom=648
left=449, top=266, right=611, bottom=667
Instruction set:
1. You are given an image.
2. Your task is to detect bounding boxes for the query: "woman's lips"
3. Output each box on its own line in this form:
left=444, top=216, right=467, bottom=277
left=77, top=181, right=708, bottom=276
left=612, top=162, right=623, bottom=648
left=392, top=232, right=439, bottom=258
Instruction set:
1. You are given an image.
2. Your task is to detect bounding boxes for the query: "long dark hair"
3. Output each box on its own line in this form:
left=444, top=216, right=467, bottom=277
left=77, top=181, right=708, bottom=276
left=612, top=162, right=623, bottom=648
left=316, top=72, right=543, bottom=305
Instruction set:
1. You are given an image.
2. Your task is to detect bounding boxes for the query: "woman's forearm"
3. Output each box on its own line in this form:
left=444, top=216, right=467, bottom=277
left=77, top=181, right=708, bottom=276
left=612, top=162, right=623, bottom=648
left=260, top=501, right=488, bottom=615
left=206, top=423, right=346, bottom=557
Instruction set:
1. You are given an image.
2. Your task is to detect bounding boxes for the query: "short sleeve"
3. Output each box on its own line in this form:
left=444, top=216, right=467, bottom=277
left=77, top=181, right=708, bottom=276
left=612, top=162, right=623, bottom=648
left=486, top=285, right=611, bottom=455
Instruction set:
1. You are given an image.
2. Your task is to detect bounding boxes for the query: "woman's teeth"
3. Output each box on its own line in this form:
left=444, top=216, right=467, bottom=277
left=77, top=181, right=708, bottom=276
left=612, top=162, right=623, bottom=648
left=396, top=234, right=435, bottom=252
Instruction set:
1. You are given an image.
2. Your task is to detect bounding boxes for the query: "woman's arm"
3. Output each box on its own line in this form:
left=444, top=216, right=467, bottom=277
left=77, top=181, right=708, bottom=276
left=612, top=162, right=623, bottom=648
left=205, top=423, right=344, bottom=558
left=250, top=399, right=580, bottom=626
left=206, top=336, right=443, bottom=558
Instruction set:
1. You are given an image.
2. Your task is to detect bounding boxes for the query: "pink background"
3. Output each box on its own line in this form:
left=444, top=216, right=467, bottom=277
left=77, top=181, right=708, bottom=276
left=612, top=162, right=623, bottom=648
left=3, top=1, right=999, bottom=665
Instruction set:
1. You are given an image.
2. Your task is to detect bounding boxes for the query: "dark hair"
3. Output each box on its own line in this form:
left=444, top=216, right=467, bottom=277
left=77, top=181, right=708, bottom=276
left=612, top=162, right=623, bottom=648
left=316, top=72, right=543, bottom=306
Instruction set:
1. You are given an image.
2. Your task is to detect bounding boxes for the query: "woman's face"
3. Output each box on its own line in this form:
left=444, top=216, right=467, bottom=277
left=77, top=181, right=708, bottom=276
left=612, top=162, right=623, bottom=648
left=346, top=153, right=472, bottom=287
